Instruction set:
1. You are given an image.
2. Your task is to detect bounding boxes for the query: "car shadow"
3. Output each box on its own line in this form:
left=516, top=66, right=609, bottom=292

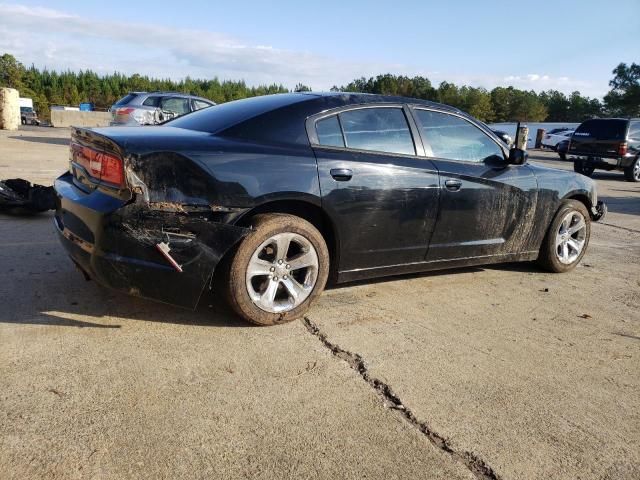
left=599, top=195, right=640, bottom=216
left=8, top=136, right=70, bottom=146
left=0, top=214, right=247, bottom=329
left=591, top=171, right=628, bottom=181
left=329, top=265, right=490, bottom=290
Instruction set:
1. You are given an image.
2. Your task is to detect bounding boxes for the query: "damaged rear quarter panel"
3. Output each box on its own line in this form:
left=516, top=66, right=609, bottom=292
left=93, top=130, right=321, bottom=308
left=97, top=201, right=249, bottom=309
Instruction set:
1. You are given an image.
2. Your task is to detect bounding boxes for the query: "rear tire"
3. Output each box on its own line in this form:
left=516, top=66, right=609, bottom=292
left=225, top=214, right=329, bottom=326
left=537, top=200, right=591, bottom=273
left=573, top=160, right=595, bottom=177
left=623, top=157, right=640, bottom=182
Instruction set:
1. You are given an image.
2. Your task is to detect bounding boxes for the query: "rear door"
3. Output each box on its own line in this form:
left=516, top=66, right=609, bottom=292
left=411, top=108, right=538, bottom=261
left=309, top=105, right=441, bottom=272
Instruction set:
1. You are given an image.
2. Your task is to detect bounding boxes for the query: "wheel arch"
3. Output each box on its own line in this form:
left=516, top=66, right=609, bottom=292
left=232, top=199, right=340, bottom=282
left=563, top=191, right=592, bottom=210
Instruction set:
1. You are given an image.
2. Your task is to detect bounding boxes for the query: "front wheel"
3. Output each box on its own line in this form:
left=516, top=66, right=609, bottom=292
left=226, top=214, right=329, bottom=325
left=573, top=160, right=595, bottom=177
left=537, top=200, right=591, bottom=273
left=624, top=157, right=640, bottom=182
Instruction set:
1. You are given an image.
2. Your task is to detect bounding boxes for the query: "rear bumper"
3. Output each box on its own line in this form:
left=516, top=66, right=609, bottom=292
left=570, top=154, right=635, bottom=169
left=53, top=173, right=249, bottom=309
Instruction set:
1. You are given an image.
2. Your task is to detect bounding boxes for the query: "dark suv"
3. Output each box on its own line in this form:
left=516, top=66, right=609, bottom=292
left=570, top=118, right=640, bottom=182
left=110, top=92, right=215, bottom=126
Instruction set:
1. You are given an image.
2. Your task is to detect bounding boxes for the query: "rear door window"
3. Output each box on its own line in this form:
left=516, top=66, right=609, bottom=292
left=316, top=115, right=345, bottom=147
left=415, top=109, right=504, bottom=162
left=161, top=97, right=191, bottom=116
left=192, top=99, right=213, bottom=111
left=574, top=119, right=628, bottom=140
left=338, top=108, right=415, bottom=155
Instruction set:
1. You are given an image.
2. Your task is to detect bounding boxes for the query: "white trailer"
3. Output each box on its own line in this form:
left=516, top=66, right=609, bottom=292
left=19, top=97, right=33, bottom=109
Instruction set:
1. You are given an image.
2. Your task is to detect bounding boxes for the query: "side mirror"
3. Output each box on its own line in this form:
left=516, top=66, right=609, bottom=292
left=508, top=148, right=528, bottom=165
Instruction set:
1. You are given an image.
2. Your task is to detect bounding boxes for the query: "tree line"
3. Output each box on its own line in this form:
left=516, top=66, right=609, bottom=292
left=330, top=66, right=639, bottom=122
left=1, top=53, right=638, bottom=123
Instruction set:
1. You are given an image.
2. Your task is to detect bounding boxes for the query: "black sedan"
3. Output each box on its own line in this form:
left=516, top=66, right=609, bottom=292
left=53, top=93, right=606, bottom=325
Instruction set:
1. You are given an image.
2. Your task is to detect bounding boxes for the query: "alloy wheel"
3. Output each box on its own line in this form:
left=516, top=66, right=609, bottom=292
left=245, top=232, right=319, bottom=313
left=555, top=211, right=587, bottom=265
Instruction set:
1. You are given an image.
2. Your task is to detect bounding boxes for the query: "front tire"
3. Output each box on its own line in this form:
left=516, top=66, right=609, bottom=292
left=624, top=157, right=640, bottom=182
left=537, top=200, right=591, bottom=273
left=226, top=214, right=329, bottom=326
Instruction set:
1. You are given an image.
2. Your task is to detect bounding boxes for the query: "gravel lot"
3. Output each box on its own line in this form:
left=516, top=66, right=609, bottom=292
left=1, top=126, right=639, bottom=479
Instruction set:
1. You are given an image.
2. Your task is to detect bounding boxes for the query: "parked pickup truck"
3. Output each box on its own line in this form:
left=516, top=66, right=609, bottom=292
left=570, top=118, right=640, bottom=182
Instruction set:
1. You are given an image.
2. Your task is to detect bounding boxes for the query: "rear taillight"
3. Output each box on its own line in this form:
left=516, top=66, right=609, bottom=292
left=115, top=107, right=134, bottom=116
left=71, top=143, right=124, bottom=187
left=618, top=142, right=628, bottom=156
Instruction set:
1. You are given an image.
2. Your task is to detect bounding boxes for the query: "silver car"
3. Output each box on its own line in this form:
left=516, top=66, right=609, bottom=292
left=110, top=92, right=215, bottom=126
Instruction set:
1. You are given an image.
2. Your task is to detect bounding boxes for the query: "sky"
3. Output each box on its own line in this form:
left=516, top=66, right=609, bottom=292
left=0, top=0, right=638, bottom=98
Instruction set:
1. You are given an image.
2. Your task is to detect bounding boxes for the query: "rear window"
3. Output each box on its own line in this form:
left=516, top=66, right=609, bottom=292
left=574, top=119, right=628, bottom=140
left=114, top=93, right=139, bottom=106
left=166, top=93, right=309, bottom=135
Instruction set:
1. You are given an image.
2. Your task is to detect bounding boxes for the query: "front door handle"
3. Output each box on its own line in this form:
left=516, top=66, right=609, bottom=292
left=444, top=179, right=462, bottom=192
left=330, top=168, right=353, bottom=181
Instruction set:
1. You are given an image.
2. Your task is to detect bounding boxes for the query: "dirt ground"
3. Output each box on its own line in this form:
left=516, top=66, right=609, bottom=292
left=1, top=126, right=639, bottom=480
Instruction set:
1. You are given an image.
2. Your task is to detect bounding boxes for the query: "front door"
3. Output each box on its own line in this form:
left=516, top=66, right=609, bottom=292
left=309, top=106, right=441, bottom=272
left=411, top=108, right=538, bottom=261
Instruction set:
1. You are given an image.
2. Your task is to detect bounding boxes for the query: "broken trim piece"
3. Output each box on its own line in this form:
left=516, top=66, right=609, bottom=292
left=155, top=242, right=183, bottom=273
left=302, top=316, right=502, bottom=480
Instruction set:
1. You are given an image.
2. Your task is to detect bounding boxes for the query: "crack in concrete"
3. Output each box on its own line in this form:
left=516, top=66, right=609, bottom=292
left=597, top=222, right=640, bottom=234
left=303, top=316, right=501, bottom=480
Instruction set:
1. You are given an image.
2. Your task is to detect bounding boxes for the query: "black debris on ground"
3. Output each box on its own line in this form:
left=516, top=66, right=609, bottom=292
left=0, top=178, right=56, bottom=213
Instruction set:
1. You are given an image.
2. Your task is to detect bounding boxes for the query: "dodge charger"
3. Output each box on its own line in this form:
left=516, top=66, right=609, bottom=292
left=53, top=92, right=606, bottom=325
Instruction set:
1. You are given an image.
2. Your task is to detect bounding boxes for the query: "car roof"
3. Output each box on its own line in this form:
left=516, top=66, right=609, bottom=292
left=130, top=91, right=212, bottom=101
left=293, top=91, right=462, bottom=113
left=167, top=91, right=477, bottom=146
left=581, top=117, right=640, bottom=122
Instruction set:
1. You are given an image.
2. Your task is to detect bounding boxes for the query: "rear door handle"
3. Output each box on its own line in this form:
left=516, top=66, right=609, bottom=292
left=444, top=179, right=462, bottom=192
left=330, top=168, right=353, bottom=181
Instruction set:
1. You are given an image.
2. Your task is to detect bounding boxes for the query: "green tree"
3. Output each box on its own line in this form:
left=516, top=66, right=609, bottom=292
left=604, top=63, right=640, bottom=116
left=0, top=53, right=25, bottom=89
left=294, top=83, right=312, bottom=92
